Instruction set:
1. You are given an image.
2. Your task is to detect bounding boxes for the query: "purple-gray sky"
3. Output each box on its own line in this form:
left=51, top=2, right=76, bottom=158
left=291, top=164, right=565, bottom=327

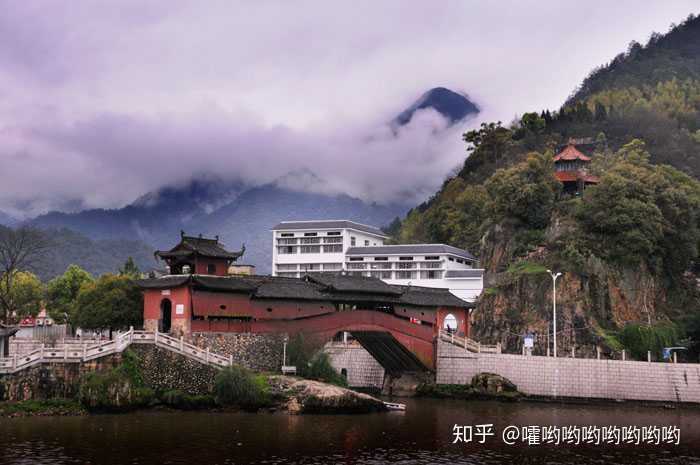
left=1, top=1, right=698, bottom=217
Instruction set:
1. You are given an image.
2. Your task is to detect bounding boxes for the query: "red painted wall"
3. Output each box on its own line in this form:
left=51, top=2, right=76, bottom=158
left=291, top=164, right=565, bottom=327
left=143, top=286, right=192, bottom=322
left=435, top=307, right=470, bottom=338
left=190, top=291, right=335, bottom=320
left=193, top=258, right=229, bottom=276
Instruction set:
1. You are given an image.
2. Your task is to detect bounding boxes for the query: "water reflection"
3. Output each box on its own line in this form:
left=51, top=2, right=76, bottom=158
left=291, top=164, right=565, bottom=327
left=1, top=399, right=699, bottom=464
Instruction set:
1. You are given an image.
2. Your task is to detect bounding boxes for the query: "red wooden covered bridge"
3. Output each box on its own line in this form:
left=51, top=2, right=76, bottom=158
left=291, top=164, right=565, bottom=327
left=137, top=234, right=473, bottom=371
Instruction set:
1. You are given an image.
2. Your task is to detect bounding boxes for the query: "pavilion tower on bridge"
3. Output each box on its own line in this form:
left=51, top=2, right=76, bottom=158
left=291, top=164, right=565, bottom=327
left=155, top=231, right=245, bottom=276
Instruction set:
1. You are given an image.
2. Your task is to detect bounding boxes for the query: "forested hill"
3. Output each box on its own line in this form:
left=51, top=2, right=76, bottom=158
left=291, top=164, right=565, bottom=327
left=395, top=14, right=700, bottom=359
left=568, top=14, right=700, bottom=103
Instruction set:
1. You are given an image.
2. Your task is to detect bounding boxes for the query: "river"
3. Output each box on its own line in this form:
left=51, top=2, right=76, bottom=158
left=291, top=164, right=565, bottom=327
left=1, top=399, right=699, bottom=464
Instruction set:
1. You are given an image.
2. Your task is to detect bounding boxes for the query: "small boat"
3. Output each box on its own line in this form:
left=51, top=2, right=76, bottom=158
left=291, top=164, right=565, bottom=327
left=383, top=402, right=406, bottom=411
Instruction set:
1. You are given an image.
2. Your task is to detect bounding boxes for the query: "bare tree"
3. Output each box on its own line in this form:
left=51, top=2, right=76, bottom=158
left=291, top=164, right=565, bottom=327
left=0, top=227, right=51, bottom=324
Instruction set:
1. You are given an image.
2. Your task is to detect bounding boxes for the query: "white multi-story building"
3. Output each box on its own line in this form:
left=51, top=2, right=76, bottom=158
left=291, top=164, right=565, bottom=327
left=271, top=220, right=484, bottom=302
left=344, top=244, right=483, bottom=302
left=271, top=220, right=388, bottom=277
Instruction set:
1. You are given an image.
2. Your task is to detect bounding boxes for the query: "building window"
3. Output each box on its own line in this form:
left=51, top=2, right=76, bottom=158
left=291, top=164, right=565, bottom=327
left=349, top=257, right=363, bottom=261
left=373, top=256, right=388, bottom=261
left=370, top=262, right=391, bottom=270
left=207, top=264, right=217, bottom=274
left=457, top=259, right=464, bottom=264
left=323, top=263, right=342, bottom=271
left=347, top=263, right=366, bottom=270
left=324, top=245, right=342, bottom=253
left=420, top=261, right=441, bottom=269
left=280, top=233, right=294, bottom=237
left=278, top=246, right=296, bottom=254
left=301, top=237, right=320, bottom=244
left=350, top=236, right=356, bottom=246
left=323, top=237, right=342, bottom=244
left=395, top=271, right=416, bottom=280
left=277, top=264, right=297, bottom=271
left=397, top=262, right=416, bottom=269
left=399, top=256, right=414, bottom=261
left=300, top=263, right=321, bottom=271
left=448, top=257, right=454, bottom=262
left=425, top=256, right=440, bottom=260
left=300, top=245, right=320, bottom=253
left=277, top=238, right=297, bottom=245
left=304, top=232, right=317, bottom=237
left=420, top=270, right=442, bottom=279
left=327, top=231, right=341, bottom=236
left=364, top=240, right=369, bottom=246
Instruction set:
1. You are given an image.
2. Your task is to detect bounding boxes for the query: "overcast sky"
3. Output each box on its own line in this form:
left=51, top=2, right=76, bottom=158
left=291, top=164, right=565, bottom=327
left=1, top=1, right=698, bottom=217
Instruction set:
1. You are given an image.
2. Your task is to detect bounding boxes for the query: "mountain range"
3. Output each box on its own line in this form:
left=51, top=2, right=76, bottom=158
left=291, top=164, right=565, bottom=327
left=12, top=86, right=479, bottom=278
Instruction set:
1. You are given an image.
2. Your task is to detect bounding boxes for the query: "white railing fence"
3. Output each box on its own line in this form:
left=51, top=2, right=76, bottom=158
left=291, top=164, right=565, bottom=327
left=438, top=330, right=501, bottom=354
left=0, top=328, right=234, bottom=375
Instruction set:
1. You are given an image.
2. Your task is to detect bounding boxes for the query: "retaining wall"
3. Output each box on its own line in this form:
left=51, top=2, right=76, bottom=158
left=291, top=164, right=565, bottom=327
left=190, top=332, right=284, bottom=372
left=325, top=344, right=385, bottom=388
left=436, top=340, right=700, bottom=403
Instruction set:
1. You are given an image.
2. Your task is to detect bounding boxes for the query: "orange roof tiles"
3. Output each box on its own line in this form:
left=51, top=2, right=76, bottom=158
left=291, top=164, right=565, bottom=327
left=554, top=144, right=591, bottom=162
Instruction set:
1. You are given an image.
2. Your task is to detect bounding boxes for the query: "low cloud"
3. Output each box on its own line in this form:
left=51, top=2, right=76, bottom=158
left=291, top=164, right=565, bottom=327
left=0, top=1, right=697, bottom=217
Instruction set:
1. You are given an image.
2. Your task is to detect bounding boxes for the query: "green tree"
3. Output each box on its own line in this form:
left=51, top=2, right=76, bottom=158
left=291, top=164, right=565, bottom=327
left=119, top=257, right=141, bottom=278
left=0, top=271, right=44, bottom=321
left=578, top=140, right=700, bottom=269
left=72, top=274, right=143, bottom=334
left=485, top=151, right=561, bottom=228
left=46, top=265, right=94, bottom=323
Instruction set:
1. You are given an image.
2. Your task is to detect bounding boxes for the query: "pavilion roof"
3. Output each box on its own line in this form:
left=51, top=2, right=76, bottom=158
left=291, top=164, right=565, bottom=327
left=155, top=232, right=245, bottom=261
left=553, top=144, right=591, bottom=162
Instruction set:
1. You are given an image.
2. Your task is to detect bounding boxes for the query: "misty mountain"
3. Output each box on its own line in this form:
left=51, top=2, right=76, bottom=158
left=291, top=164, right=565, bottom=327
left=31, top=179, right=407, bottom=274
left=394, top=87, right=479, bottom=126
left=0, top=210, right=18, bottom=227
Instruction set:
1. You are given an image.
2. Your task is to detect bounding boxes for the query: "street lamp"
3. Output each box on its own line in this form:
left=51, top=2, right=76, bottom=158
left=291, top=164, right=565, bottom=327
left=546, top=270, right=562, bottom=358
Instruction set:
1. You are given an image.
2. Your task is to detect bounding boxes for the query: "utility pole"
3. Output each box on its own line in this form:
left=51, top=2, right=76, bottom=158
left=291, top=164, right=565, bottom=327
left=546, top=270, right=562, bottom=358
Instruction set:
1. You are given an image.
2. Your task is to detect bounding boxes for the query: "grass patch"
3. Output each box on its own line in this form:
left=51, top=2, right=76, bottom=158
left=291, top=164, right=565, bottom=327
left=506, top=261, right=548, bottom=276
left=0, top=399, right=86, bottom=417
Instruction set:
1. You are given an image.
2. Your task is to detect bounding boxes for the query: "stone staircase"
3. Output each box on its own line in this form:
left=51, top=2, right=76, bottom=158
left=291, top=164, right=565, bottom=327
left=0, top=328, right=233, bottom=374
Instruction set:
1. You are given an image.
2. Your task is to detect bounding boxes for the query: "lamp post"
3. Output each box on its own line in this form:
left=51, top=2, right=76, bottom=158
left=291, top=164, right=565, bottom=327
left=546, top=270, right=562, bottom=358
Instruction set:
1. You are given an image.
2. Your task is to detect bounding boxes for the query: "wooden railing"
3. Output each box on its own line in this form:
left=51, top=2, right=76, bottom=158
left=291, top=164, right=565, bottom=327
left=438, top=330, right=501, bottom=354
left=0, top=328, right=234, bottom=374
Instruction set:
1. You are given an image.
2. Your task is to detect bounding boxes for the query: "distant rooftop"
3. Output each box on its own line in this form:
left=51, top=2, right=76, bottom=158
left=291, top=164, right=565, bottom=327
left=346, top=244, right=476, bottom=261
left=155, top=232, right=245, bottom=261
left=271, top=220, right=388, bottom=238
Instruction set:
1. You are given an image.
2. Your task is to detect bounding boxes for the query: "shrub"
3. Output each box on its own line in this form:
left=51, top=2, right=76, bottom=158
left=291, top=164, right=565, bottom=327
left=618, top=321, right=680, bottom=360
left=287, top=334, right=347, bottom=386
left=160, top=390, right=216, bottom=410
left=78, top=349, right=153, bottom=411
left=214, top=366, right=270, bottom=409
left=306, top=353, right=348, bottom=387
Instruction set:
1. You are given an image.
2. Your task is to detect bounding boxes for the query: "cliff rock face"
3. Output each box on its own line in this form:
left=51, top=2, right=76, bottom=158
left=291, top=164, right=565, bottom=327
left=473, top=220, right=668, bottom=357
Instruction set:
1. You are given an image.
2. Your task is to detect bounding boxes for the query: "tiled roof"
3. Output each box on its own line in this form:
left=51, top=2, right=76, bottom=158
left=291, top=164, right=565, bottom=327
left=444, top=269, right=484, bottom=278
left=303, top=273, right=402, bottom=295
left=137, top=273, right=470, bottom=307
left=156, top=234, right=244, bottom=261
left=271, top=220, right=388, bottom=237
left=346, top=244, right=476, bottom=261
left=135, top=275, right=191, bottom=289
left=398, top=286, right=476, bottom=308
left=553, top=144, right=591, bottom=162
